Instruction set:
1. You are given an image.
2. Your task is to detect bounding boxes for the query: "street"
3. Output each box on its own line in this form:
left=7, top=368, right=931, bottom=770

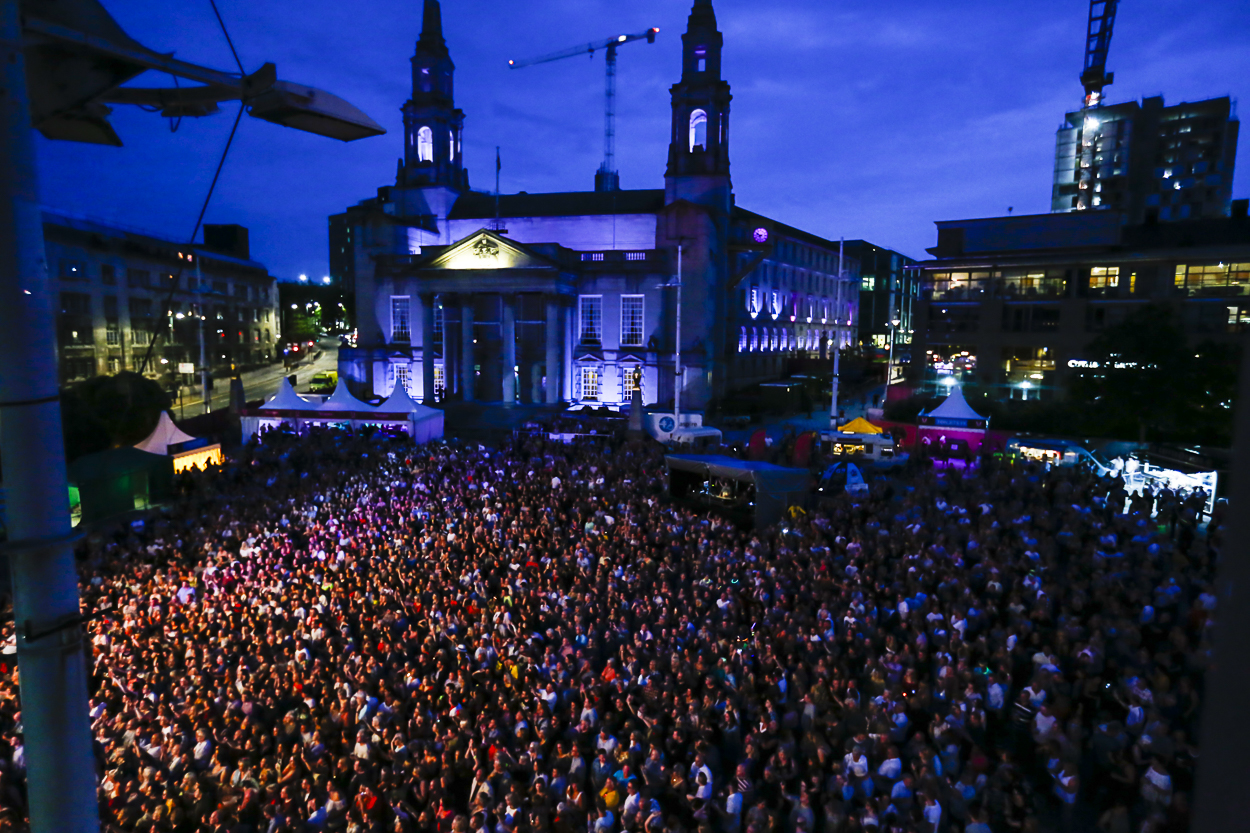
left=169, top=337, right=340, bottom=420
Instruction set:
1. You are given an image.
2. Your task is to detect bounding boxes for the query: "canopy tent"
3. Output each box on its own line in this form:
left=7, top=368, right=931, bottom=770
left=375, top=384, right=445, bottom=443
left=918, top=386, right=988, bottom=431
left=317, top=381, right=373, bottom=413
left=265, top=377, right=317, bottom=411
left=240, top=378, right=444, bottom=443
left=666, top=454, right=809, bottom=529
left=134, top=411, right=195, bottom=455
left=838, top=417, right=882, bottom=435
left=133, top=411, right=223, bottom=472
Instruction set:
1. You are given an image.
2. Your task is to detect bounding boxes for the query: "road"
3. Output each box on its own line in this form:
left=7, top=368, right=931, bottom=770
left=169, top=337, right=340, bottom=420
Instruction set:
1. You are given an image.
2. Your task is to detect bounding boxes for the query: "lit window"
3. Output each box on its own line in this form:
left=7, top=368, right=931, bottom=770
left=579, top=296, right=602, bottom=343
left=750, top=327, right=758, bottom=351
left=770, top=291, right=780, bottom=318
left=739, top=327, right=747, bottom=352
left=1089, top=267, right=1120, bottom=289
left=417, top=126, right=433, bottom=162
left=449, top=135, right=456, bottom=161
left=620, top=295, right=644, bottom=346
left=749, top=286, right=760, bottom=316
left=433, top=365, right=445, bottom=394
left=391, top=296, right=411, bottom=341
left=689, top=109, right=707, bottom=152
left=580, top=366, right=600, bottom=400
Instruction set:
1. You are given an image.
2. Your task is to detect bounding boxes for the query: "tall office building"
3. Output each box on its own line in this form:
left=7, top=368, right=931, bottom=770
left=1051, top=95, right=1239, bottom=223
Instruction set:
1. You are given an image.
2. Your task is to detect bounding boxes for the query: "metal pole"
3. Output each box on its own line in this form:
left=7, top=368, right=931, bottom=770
left=674, top=244, right=682, bottom=428
left=198, top=258, right=209, bottom=412
left=0, top=2, right=101, bottom=830
left=886, top=322, right=896, bottom=395
left=830, top=239, right=843, bottom=428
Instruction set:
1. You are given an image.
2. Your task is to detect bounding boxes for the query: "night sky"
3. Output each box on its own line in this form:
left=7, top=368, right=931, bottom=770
left=34, top=0, right=1250, bottom=281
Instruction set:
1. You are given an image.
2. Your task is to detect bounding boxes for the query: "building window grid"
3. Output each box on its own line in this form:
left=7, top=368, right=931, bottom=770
left=391, top=296, right=411, bottom=341
left=579, top=296, right=602, bottom=344
left=580, top=366, right=600, bottom=400
left=620, top=295, right=644, bottom=346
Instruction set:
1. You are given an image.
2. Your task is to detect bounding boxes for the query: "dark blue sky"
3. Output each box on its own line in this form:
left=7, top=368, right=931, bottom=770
left=35, top=0, right=1249, bottom=280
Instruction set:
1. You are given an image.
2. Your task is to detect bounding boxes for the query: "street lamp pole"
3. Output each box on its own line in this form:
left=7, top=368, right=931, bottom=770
left=674, top=244, right=682, bottom=428
left=197, top=257, right=209, bottom=413
left=0, top=3, right=100, bottom=830
left=830, top=239, right=843, bottom=429
left=660, top=244, right=684, bottom=429
left=885, top=317, right=900, bottom=399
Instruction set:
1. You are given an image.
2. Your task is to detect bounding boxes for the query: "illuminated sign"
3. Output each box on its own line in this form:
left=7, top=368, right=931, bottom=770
left=1068, top=359, right=1139, bottom=369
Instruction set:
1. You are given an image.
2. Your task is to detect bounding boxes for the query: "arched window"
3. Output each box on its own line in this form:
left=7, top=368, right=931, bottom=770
left=449, top=134, right=456, bottom=162
left=417, top=126, right=433, bottom=162
left=750, top=327, right=758, bottom=351
left=738, top=327, right=747, bottom=352
left=689, top=109, right=707, bottom=152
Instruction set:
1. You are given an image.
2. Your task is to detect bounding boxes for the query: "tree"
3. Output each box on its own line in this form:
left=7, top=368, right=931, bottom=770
left=61, top=372, right=172, bottom=463
left=1067, top=304, right=1237, bottom=444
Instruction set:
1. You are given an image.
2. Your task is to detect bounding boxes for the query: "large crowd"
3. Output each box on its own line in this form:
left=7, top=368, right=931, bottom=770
left=0, top=422, right=1219, bottom=833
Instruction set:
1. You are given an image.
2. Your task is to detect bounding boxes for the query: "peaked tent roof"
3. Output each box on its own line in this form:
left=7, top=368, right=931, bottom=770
left=923, top=385, right=986, bottom=421
left=838, top=417, right=883, bottom=435
left=262, top=377, right=317, bottom=411
left=318, top=381, right=374, bottom=412
left=134, top=411, right=197, bottom=455
left=375, top=384, right=439, bottom=418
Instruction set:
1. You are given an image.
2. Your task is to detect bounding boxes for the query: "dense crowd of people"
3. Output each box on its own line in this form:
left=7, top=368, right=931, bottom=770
left=0, top=422, right=1220, bottom=833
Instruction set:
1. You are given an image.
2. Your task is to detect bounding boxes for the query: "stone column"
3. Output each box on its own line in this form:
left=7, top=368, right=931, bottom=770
left=460, top=295, right=475, bottom=402
left=563, top=304, right=573, bottom=403
left=502, top=294, right=517, bottom=406
left=545, top=297, right=561, bottom=404
left=419, top=293, right=436, bottom=403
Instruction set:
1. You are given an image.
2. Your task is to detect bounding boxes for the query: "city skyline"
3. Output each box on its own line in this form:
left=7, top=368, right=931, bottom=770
left=33, top=0, right=1250, bottom=282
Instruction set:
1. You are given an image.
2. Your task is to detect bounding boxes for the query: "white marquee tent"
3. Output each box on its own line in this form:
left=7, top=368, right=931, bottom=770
left=240, top=379, right=443, bottom=443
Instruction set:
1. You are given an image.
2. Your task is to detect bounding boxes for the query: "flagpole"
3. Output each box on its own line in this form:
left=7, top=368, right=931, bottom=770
left=494, top=146, right=501, bottom=231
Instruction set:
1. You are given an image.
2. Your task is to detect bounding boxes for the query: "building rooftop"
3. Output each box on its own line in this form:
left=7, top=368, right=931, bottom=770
left=43, top=210, right=270, bottom=272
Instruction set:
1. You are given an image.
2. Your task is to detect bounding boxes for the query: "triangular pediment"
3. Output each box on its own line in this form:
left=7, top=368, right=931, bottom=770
left=428, top=229, right=554, bottom=271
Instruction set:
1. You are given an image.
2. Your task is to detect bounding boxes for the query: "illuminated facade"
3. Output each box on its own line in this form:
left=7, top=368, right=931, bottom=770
left=44, top=213, right=279, bottom=386
left=333, top=0, right=859, bottom=410
left=912, top=206, right=1250, bottom=399
left=1051, top=95, right=1239, bottom=223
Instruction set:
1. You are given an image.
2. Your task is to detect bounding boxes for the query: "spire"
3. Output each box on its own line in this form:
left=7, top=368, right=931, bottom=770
left=417, top=0, right=447, bottom=56
left=688, top=0, right=718, bottom=29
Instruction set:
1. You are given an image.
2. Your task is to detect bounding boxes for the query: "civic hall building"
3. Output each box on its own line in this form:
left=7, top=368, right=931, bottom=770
left=333, top=0, right=859, bottom=411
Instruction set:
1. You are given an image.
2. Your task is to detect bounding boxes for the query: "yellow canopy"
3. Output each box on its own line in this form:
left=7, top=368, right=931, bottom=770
left=839, top=417, right=883, bottom=435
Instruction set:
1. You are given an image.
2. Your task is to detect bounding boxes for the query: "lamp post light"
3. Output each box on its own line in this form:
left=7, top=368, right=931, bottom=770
left=885, top=317, right=901, bottom=399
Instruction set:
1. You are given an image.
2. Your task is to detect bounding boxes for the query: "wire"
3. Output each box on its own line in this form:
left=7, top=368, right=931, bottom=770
left=137, top=101, right=245, bottom=377
left=209, top=0, right=246, bottom=76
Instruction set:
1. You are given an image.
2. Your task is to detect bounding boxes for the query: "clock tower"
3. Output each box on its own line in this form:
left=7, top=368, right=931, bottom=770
left=664, top=0, right=732, bottom=213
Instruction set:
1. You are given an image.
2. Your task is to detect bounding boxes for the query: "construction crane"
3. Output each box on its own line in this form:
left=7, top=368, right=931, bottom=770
left=1080, top=0, right=1119, bottom=110
left=1074, top=0, right=1119, bottom=210
left=509, top=27, right=659, bottom=192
